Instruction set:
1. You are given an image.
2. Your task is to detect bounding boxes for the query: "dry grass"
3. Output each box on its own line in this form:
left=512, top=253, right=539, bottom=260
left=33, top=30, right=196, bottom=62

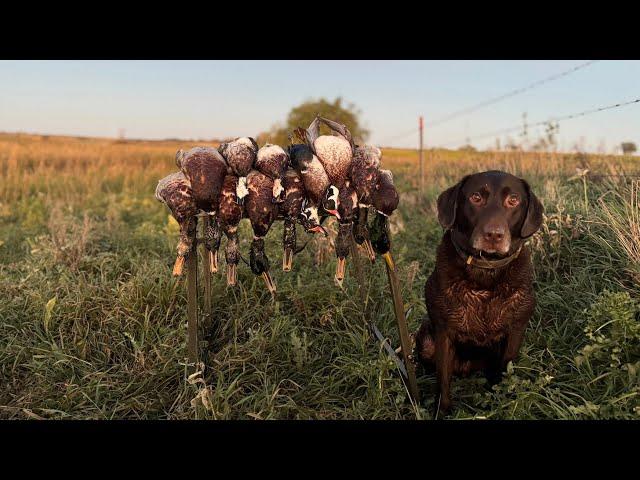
left=1, top=132, right=639, bottom=419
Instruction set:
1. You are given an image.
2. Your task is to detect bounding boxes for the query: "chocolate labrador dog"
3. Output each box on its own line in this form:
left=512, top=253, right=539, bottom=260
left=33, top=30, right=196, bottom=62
left=415, top=170, right=543, bottom=415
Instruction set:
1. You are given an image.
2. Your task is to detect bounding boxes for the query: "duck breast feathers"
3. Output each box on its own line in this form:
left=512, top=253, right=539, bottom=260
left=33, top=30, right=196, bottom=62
left=351, top=145, right=382, bottom=206
left=218, top=137, right=258, bottom=177
left=313, top=136, right=352, bottom=188
left=280, top=169, right=306, bottom=219
left=245, top=170, right=278, bottom=238
left=176, top=146, right=227, bottom=213
left=292, top=148, right=330, bottom=206
left=311, top=117, right=354, bottom=188
left=155, top=171, right=197, bottom=223
left=218, top=137, right=259, bottom=203
left=371, top=169, right=399, bottom=217
left=255, top=143, right=290, bottom=201
left=337, top=182, right=359, bottom=224
left=218, top=174, right=244, bottom=227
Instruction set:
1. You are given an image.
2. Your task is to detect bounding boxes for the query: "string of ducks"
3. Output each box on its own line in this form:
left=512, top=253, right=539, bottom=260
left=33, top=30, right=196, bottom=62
left=155, top=116, right=399, bottom=295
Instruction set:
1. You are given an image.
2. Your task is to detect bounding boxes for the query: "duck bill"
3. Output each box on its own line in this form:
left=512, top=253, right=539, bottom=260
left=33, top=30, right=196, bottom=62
left=382, top=251, right=395, bottom=271
left=261, top=271, right=277, bottom=296
left=327, top=209, right=341, bottom=220
left=209, top=250, right=219, bottom=274
left=309, top=225, right=328, bottom=236
left=226, top=263, right=237, bottom=286
left=172, top=255, right=186, bottom=276
left=335, top=257, right=346, bottom=285
left=283, top=247, right=294, bottom=272
left=363, top=239, right=376, bottom=263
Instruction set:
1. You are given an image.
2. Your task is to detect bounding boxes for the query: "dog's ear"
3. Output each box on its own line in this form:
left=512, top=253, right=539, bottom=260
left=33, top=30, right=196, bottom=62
left=437, top=176, right=468, bottom=229
left=520, top=178, right=544, bottom=238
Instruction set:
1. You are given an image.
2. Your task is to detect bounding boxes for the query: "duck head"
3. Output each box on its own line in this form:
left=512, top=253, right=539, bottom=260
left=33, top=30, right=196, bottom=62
left=322, top=185, right=341, bottom=219
left=298, top=198, right=328, bottom=236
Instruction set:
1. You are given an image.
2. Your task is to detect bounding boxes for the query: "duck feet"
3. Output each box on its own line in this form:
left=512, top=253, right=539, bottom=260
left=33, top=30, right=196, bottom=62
left=226, top=262, right=237, bottom=286
left=335, top=257, right=346, bottom=285
left=261, top=271, right=277, bottom=296
left=209, top=250, right=218, bottom=274
left=172, top=255, right=186, bottom=276
left=362, top=239, right=376, bottom=263
left=283, top=247, right=294, bottom=272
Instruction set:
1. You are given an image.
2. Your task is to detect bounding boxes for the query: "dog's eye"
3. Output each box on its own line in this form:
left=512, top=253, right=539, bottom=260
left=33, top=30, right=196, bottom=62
left=506, top=194, right=520, bottom=207
left=470, top=192, right=482, bottom=204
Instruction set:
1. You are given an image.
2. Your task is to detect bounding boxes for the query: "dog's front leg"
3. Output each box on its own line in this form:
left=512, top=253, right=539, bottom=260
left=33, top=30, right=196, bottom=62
left=501, top=320, right=528, bottom=370
left=434, top=330, right=455, bottom=417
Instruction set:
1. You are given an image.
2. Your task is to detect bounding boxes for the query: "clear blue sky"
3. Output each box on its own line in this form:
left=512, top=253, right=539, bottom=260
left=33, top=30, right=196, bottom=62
left=1, top=60, right=638, bottom=152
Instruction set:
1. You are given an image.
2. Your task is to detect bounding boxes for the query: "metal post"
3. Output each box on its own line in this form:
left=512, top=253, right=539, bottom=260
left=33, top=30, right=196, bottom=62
left=419, top=115, right=424, bottom=195
left=186, top=219, right=199, bottom=375
left=382, top=251, right=420, bottom=403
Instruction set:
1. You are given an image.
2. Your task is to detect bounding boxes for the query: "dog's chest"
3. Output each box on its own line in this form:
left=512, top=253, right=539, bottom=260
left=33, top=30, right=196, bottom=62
left=443, top=280, right=523, bottom=345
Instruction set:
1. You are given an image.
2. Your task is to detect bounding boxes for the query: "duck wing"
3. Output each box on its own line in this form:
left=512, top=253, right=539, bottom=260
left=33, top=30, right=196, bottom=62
left=318, top=116, right=354, bottom=148
left=307, top=116, right=320, bottom=145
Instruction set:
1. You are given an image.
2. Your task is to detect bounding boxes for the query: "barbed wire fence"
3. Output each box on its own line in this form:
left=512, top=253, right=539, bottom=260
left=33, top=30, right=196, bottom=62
left=425, top=60, right=599, bottom=129
left=438, top=97, right=640, bottom=148
left=377, top=61, right=640, bottom=189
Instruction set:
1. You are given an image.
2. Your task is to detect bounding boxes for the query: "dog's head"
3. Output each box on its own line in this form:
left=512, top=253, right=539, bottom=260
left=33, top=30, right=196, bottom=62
left=437, top=170, right=543, bottom=257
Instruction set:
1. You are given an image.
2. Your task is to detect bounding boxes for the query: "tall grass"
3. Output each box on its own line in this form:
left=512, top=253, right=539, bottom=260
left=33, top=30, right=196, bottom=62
left=0, top=133, right=638, bottom=419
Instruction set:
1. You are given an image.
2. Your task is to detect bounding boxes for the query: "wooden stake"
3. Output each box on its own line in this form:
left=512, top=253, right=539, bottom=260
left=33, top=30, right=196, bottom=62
left=186, top=227, right=199, bottom=375
left=351, top=237, right=419, bottom=404
left=383, top=251, right=420, bottom=403
left=201, top=215, right=212, bottom=328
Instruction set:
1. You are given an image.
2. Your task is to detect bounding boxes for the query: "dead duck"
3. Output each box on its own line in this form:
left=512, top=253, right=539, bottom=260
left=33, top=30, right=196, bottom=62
left=255, top=143, right=290, bottom=203
left=175, top=146, right=227, bottom=213
left=297, top=117, right=354, bottom=219
left=350, top=145, right=382, bottom=262
left=369, top=210, right=392, bottom=258
left=353, top=206, right=376, bottom=262
left=176, top=146, right=228, bottom=272
left=245, top=170, right=278, bottom=295
left=289, top=142, right=331, bottom=227
left=369, top=170, right=399, bottom=264
left=217, top=137, right=259, bottom=205
left=218, top=174, right=245, bottom=286
left=351, top=145, right=382, bottom=207
left=155, top=171, right=198, bottom=276
left=371, top=169, right=399, bottom=217
left=203, top=217, right=222, bottom=273
left=278, top=169, right=326, bottom=272
left=334, top=182, right=359, bottom=285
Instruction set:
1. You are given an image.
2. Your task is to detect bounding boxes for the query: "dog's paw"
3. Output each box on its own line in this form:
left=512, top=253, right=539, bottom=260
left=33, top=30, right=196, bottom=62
left=484, top=369, right=504, bottom=388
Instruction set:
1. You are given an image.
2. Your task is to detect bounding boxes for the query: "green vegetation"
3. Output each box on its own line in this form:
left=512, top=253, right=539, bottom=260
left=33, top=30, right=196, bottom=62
left=0, top=133, right=638, bottom=419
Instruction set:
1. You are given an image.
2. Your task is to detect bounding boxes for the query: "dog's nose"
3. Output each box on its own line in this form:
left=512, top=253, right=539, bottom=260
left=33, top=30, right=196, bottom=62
left=483, top=225, right=505, bottom=242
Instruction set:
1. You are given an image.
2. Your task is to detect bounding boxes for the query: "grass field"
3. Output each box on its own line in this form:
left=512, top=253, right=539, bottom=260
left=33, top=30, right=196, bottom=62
left=1, top=132, right=639, bottom=419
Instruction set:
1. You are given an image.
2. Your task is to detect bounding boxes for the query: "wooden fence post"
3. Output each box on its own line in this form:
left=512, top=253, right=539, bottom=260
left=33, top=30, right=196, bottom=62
left=186, top=219, right=199, bottom=375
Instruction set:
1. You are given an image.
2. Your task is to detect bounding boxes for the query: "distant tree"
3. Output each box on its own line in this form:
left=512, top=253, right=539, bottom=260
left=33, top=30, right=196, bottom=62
left=621, top=142, right=637, bottom=155
left=256, top=97, right=370, bottom=147
left=458, top=144, right=477, bottom=152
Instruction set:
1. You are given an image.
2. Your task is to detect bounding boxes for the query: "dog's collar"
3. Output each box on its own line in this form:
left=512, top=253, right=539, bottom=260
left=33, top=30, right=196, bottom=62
left=450, top=233, right=522, bottom=270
